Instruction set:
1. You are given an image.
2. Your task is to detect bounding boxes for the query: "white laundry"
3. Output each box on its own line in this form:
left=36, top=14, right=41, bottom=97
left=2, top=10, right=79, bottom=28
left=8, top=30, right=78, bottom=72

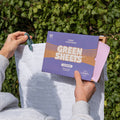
left=15, top=43, right=108, bottom=120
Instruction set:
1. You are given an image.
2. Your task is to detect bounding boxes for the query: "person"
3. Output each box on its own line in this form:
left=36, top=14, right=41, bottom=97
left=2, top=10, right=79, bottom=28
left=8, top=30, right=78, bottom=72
left=0, top=31, right=96, bottom=120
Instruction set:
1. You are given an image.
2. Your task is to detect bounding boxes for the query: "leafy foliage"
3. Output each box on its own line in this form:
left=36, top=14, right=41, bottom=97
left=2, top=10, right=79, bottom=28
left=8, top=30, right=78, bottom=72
left=0, top=0, right=120, bottom=119
left=105, top=35, right=120, bottom=119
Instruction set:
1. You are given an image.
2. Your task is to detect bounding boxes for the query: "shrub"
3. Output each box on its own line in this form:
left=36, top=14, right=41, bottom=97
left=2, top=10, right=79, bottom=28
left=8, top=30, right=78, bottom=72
left=0, top=0, right=120, bottom=119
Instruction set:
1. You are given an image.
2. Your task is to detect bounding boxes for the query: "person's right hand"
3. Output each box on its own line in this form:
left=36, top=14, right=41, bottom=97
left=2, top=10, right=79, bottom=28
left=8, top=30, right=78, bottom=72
left=74, top=71, right=96, bottom=102
left=0, top=31, right=32, bottom=59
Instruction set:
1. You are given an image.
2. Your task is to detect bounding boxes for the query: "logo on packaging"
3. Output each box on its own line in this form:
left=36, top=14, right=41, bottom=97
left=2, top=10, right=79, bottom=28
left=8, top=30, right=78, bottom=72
left=81, top=70, right=89, bottom=77
left=55, top=45, right=83, bottom=63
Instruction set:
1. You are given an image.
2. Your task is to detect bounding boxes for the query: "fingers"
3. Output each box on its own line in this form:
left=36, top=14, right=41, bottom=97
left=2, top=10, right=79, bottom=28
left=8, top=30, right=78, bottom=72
left=17, top=35, right=28, bottom=45
left=84, top=81, right=96, bottom=93
left=74, top=71, right=83, bottom=86
left=16, top=34, right=32, bottom=45
left=29, top=35, right=32, bottom=39
left=91, top=82, right=96, bottom=92
left=90, top=82, right=96, bottom=93
left=17, top=35, right=32, bottom=40
left=12, top=31, right=26, bottom=37
left=11, top=31, right=33, bottom=45
left=87, top=83, right=96, bottom=101
left=85, top=81, right=96, bottom=88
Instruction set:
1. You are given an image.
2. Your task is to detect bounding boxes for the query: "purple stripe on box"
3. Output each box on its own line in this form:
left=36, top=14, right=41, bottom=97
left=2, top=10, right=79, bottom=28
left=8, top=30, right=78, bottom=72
left=47, top=31, right=99, bottom=49
left=42, top=58, right=94, bottom=81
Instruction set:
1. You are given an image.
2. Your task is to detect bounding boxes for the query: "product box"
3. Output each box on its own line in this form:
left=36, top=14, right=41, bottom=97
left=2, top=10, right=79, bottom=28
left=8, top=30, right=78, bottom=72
left=42, top=31, right=100, bottom=81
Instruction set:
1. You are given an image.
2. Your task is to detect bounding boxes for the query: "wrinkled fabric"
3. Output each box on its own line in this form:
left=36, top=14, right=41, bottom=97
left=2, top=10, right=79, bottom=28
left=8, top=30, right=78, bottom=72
left=15, top=43, right=108, bottom=120
left=0, top=55, right=55, bottom=120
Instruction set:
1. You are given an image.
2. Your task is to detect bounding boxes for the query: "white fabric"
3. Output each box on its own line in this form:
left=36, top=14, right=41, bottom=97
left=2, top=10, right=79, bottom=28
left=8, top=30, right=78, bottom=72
left=15, top=43, right=108, bottom=120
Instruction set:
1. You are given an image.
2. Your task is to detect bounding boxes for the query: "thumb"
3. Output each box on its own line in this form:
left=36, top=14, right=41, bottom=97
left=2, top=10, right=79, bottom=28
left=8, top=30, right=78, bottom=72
left=17, top=35, right=28, bottom=45
left=74, top=71, right=83, bottom=86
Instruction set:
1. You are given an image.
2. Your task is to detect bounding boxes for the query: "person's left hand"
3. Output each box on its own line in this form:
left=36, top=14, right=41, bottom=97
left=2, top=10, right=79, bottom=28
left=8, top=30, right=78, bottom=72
left=74, top=71, right=96, bottom=102
left=0, top=31, right=32, bottom=59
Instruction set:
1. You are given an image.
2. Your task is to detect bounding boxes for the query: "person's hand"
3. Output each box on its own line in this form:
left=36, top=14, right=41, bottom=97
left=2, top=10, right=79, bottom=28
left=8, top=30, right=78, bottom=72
left=0, top=31, right=32, bottom=59
left=74, top=71, right=96, bottom=102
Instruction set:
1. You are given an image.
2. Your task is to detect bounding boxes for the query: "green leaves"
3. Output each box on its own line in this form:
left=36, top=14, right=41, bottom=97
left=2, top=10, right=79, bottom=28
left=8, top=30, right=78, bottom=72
left=105, top=34, right=120, bottom=120
left=0, top=1, right=120, bottom=119
left=37, top=4, right=42, bottom=9
left=116, top=19, right=120, bottom=27
left=87, top=4, right=93, bottom=9
left=117, top=77, right=120, bottom=83
left=21, top=12, right=27, bottom=17
left=33, top=7, right=38, bottom=13
left=113, top=40, right=119, bottom=48
left=116, top=104, right=120, bottom=112
left=24, top=1, right=30, bottom=7
left=19, top=0, right=23, bottom=7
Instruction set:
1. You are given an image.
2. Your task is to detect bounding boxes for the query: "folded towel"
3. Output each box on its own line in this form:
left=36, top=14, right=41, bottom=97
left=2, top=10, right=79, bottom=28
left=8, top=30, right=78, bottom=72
left=92, top=42, right=110, bottom=82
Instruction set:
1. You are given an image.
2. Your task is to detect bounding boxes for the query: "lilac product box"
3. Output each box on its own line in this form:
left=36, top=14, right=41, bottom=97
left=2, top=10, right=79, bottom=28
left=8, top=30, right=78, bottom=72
left=42, top=31, right=99, bottom=81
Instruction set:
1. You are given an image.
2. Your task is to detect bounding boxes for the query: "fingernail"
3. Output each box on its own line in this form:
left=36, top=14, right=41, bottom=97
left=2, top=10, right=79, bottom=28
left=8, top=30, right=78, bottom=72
left=24, top=35, right=28, bottom=38
left=75, top=71, right=78, bottom=74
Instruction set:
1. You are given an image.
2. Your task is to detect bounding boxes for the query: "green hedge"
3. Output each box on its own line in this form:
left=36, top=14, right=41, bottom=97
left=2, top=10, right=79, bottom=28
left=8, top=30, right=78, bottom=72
left=0, top=0, right=120, bottom=119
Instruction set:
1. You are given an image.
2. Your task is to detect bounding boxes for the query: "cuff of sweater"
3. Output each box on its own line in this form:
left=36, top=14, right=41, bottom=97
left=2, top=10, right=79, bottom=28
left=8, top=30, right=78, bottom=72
left=72, top=101, right=89, bottom=116
left=0, top=55, right=9, bottom=71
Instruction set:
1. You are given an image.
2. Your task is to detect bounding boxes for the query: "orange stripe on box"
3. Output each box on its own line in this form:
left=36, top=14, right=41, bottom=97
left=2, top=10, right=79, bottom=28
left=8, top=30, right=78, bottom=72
left=82, top=49, right=97, bottom=58
left=46, top=42, right=57, bottom=51
left=82, top=56, right=95, bottom=66
left=44, top=43, right=96, bottom=66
